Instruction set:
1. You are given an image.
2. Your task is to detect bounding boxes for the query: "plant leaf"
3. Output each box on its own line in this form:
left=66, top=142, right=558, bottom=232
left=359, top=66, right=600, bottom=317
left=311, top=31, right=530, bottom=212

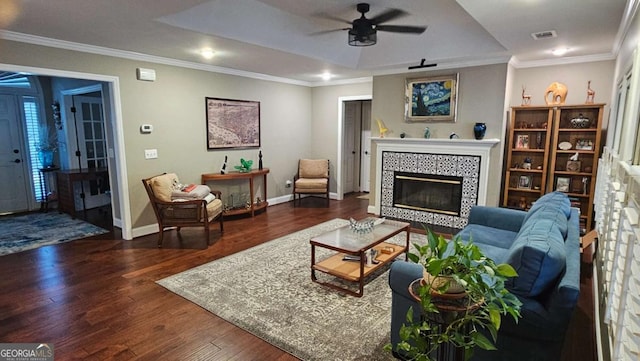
left=472, top=332, right=497, bottom=350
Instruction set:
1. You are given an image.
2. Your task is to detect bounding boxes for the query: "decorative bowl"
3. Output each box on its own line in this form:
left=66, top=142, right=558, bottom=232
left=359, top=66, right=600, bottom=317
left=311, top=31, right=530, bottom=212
left=570, top=114, right=590, bottom=128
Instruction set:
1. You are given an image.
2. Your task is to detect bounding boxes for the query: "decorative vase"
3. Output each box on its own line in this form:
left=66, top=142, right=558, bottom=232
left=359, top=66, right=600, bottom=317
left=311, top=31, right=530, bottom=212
left=38, top=150, right=54, bottom=168
left=423, top=127, right=431, bottom=139
left=473, top=122, right=487, bottom=140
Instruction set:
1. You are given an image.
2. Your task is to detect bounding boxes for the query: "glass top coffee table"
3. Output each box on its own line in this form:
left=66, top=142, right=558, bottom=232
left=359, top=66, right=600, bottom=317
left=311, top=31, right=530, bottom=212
left=310, top=217, right=410, bottom=297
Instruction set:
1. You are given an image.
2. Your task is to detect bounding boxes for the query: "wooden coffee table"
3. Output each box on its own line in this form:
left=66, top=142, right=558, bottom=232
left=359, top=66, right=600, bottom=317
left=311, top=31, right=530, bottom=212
left=310, top=218, right=410, bottom=297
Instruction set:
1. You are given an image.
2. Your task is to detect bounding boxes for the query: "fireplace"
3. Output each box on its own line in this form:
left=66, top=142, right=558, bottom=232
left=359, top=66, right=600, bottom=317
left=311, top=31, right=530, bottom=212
left=393, top=172, right=463, bottom=216
left=372, top=137, right=500, bottom=232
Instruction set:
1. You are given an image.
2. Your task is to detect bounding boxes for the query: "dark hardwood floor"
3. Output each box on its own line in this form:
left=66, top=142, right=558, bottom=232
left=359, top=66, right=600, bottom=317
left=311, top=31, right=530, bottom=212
left=0, top=194, right=595, bottom=360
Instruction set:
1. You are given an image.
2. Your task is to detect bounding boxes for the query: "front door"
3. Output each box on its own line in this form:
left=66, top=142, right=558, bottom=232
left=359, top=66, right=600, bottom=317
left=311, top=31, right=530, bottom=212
left=0, top=94, right=30, bottom=213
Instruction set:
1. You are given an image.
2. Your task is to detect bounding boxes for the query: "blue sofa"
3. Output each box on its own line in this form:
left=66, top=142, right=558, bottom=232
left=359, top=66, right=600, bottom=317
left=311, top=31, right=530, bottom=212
left=389, top=191, right=581, bottom=361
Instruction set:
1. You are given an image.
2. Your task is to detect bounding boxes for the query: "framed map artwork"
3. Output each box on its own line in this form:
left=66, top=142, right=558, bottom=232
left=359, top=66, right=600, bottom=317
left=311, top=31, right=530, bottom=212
left=206, top=97, right=260, bottom=150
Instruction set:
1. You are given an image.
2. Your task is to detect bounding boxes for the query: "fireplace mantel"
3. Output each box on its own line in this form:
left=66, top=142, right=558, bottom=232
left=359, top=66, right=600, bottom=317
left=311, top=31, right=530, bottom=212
left=372, top=137, right=500, bottom=230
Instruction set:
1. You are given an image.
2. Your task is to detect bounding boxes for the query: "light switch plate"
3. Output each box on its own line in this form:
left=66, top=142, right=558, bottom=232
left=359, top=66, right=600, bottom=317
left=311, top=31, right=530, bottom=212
left=144, top=149, right=158, bottom=159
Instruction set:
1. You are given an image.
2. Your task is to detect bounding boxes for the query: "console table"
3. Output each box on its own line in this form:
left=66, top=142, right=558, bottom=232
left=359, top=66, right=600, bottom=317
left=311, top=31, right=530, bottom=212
left=201, top=168, right=269, bottom=217
left=56, top=167, right=109, bottom=219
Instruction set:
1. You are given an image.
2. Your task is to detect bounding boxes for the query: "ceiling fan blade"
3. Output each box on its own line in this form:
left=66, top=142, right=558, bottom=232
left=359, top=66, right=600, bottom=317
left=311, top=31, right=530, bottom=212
left=313, top=12, right=352, bottom=26
left=309, top=28, right=349, bottom=36
left=376, top=25, right=427, bottom=34
left=369, top=8, right=407, bottom=25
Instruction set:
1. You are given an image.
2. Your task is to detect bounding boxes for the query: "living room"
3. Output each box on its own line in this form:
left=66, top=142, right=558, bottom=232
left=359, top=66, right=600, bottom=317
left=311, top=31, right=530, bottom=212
left=0, top=1, right=638, bottom=360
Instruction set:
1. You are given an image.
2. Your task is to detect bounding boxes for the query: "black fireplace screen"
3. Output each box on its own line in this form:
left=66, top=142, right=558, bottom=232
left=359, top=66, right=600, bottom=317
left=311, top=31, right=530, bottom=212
left=393, top=172, right=463, bottom=216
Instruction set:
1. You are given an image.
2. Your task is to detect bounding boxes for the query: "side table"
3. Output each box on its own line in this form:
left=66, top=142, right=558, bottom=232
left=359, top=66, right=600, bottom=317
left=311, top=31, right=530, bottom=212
left=201, top=168, right=269, bottom=217
left=39, top=166, right=59, bottom=212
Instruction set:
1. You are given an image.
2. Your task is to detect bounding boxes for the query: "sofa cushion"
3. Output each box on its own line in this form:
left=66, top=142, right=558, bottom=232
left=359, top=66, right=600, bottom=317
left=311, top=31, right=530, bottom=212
left=457, top=224, right=517, bottom=263
left=523, top=191, right=570, bottom=223
left=506, top=218, right=567, bottom=297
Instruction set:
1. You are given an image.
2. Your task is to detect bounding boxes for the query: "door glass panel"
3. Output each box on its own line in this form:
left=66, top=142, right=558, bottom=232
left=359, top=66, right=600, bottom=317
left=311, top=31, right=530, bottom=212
left=84, top=122, right=93, bottom=139
left=92, top=103, right=102, bottom=120
left=94, top=123, right=102, bottom=139
left=82, top=102, right=91, bottom=120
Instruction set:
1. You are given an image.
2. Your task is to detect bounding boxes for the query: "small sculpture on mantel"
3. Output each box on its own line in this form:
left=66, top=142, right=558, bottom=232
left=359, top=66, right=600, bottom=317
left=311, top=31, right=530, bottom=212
left=521, top=85, right=532, bottom=106
left=258, top=150, right=263, bottom=170
left=376, top=118, right=389, bottom=138
left=586, top=80, right=596, bottom=104
left=220, top=155, right=228, bottom=174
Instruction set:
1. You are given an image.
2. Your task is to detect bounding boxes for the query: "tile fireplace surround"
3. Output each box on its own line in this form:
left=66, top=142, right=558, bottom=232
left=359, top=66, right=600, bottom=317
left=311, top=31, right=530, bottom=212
left=372, top=137, right=500, bottom=232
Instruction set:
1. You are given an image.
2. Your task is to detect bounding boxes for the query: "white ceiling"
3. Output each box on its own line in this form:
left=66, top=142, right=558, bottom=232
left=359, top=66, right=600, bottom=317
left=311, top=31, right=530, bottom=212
left=0, top=0, right=630, bottom=85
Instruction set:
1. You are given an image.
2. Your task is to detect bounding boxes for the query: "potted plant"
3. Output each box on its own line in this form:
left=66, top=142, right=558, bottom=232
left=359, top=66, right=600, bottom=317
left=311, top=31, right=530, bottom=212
left=387, top=229, right=522, bottom=361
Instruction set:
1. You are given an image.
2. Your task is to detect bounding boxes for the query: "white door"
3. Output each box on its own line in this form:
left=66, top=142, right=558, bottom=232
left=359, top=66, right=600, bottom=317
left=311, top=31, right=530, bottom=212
left=343, top=102, right=358, bottom=193
left=361, top=130, right=371, bottom=192
left=71, top=95, right=110, bottom=210
left=360, top=101, right=371, bottom=192
left=0, top=95, right=30, bottom=213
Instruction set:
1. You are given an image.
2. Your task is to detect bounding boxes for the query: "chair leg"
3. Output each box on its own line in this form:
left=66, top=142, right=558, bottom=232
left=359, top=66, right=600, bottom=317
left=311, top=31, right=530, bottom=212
left=158, top=227, right=164, bottom=248
left=219, top=215, right=224, bottom=233
left=205, top=221, right=210, bottom=246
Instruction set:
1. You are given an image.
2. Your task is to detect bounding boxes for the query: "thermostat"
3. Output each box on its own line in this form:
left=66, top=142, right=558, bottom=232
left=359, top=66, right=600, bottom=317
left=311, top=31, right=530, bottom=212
left=140, top=124, right=153, bottom=133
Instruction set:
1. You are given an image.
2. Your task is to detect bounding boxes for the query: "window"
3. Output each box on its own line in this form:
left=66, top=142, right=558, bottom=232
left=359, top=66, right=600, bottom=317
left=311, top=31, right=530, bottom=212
left=23, top=96, right=46, bottom=201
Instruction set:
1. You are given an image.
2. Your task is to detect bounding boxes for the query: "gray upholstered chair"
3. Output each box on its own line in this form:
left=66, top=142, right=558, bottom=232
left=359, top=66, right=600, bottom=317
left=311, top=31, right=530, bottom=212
left=293, top=159, right=329, bottom=206
left=142, top=173, right=223, bottom=247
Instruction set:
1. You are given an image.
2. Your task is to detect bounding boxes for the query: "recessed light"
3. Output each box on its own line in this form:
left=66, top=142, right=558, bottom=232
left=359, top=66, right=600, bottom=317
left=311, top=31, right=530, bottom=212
left=551, top=48, right=569, bottom=56
left=321, top=72, right=332, bottom=81
left=200, top=48, right=215, bottom=59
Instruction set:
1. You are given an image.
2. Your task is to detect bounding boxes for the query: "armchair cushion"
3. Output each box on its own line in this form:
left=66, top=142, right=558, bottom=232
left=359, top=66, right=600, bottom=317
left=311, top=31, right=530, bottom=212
left=151, top=173, right=180, bottom=201
left=294, top=178, right=328, bottom=192
left=299, top=159, right=329, bottom=178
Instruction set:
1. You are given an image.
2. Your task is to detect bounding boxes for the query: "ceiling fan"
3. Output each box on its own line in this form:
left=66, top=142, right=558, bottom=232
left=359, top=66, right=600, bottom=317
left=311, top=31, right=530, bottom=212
left=315, top=3, right=427, bottom=47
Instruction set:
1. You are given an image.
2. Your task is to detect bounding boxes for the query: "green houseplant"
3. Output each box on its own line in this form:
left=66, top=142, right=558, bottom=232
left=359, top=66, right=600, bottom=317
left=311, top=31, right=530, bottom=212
left=387, top=229, right=522, bottom=361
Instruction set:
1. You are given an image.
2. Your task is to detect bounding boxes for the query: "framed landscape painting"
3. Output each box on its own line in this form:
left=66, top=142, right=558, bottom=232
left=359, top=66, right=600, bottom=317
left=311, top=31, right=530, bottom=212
left=206, top=97, right=260, bottom=150
left=405, top=74, right=458, bottom=122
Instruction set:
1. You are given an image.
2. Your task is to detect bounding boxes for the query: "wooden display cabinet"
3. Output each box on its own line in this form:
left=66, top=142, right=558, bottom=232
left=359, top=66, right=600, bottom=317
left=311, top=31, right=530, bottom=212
left=502, top=106, right=554, bottom=210
left=549, top=104, right=604, bottom=232
left=502, top=104, right=604, bottom=232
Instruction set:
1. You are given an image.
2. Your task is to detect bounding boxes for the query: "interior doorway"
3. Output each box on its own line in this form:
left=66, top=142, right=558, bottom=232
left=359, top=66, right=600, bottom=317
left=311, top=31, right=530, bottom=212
left=338, top=96, right=372, bottom=199
left=0, top=63, right=132, bottom=239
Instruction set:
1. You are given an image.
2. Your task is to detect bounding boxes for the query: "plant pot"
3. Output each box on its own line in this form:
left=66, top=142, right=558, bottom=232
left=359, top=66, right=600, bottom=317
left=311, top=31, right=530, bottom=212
left=422, top=270, right=466, bottom=295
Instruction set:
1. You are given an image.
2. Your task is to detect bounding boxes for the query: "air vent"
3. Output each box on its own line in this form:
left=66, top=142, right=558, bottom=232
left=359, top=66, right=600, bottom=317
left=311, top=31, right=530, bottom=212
left=531, top=30, right=558, bottom=40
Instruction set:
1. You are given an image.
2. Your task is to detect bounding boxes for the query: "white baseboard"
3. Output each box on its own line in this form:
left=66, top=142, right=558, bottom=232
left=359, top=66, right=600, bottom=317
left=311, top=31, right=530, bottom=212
left=130, top=193, right=343, bottom=239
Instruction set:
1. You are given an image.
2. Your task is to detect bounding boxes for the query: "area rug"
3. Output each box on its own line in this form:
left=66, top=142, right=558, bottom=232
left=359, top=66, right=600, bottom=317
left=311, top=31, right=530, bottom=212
left=157, top=218, right=424, bottom=361
left=0, top=212, right=109, bottom=256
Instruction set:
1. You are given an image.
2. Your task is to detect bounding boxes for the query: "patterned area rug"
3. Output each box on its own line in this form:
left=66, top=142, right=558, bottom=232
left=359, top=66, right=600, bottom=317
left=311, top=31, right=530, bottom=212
left=157, top=218, right=424, bottom=361
left=0, top=212, right=109, bottom=256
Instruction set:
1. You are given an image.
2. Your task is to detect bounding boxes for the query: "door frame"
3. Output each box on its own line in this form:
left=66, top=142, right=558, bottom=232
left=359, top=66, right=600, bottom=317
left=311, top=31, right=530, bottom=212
left=337, top=95, right=372, bottom=200
left=0, top=63, right=132, bottom=240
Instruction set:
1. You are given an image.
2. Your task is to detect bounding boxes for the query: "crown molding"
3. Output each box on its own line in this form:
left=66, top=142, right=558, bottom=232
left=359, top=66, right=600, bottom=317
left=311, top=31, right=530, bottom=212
left=510, top=52, right=617, bottom=68
left=0, top=30, right=317, bottom=87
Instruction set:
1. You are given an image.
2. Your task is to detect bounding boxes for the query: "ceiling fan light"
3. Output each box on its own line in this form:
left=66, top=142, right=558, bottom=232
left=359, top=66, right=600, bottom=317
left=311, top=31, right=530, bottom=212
left=348, top=30, right=376, bottom=46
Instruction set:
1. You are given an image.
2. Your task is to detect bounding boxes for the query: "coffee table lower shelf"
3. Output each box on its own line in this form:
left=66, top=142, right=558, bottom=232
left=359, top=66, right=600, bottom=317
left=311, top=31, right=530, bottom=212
left=311, top=241, right=406, bottom=297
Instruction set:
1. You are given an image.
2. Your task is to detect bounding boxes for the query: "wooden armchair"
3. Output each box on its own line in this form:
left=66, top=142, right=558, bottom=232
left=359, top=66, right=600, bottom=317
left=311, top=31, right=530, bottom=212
left=142, top=173, right=223, bottom=248
left=293, top=159, right=330, bottom=206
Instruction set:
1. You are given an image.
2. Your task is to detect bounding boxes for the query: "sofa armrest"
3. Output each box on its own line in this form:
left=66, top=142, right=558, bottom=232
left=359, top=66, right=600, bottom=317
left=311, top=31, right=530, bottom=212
left=468, top=206, right=526, bottom=233
left=388, top=261, right=423, bottom=350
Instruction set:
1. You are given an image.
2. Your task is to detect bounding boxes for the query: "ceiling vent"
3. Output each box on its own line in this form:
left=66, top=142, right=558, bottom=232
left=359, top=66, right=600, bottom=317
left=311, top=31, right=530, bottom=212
left=531, top=30, right=558, bottom=40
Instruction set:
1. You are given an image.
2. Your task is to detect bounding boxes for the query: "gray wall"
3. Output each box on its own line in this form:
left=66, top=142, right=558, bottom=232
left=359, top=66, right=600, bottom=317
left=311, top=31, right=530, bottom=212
left=370, top=64, right=509, bottom=207
left=311, top=83, right=372, bottom=193
left=0, top=39, right=315, bottom=230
